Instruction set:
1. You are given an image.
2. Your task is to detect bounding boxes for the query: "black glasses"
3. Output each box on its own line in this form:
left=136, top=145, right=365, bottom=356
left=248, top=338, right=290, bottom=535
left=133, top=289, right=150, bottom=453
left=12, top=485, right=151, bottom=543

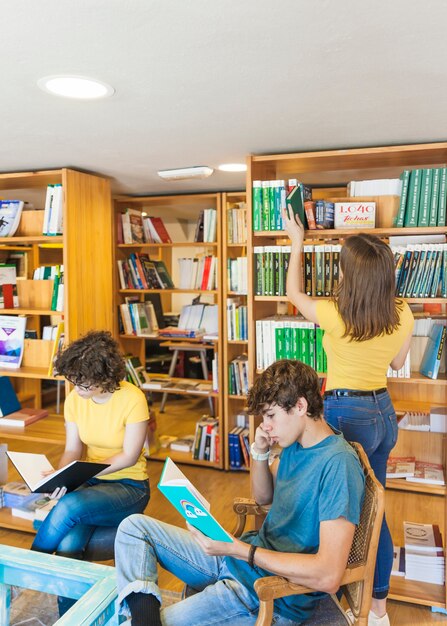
left=65, top=377, right=93, bottom=391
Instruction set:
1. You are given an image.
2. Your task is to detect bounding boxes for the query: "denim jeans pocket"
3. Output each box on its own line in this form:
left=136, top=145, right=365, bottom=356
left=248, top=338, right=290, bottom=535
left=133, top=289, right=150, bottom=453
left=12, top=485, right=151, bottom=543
left=326, top=400, right=380, bottom=456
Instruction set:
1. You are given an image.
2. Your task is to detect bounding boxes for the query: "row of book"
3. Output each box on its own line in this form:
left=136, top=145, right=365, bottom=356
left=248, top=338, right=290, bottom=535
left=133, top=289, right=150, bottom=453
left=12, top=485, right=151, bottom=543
left=227, top=300, right=248, bottom=341
left=118, top=300, right=158, bottom=336
left=43, top=185, right=64, bottom=235
left=0, top=200, right=24, bottom=237
left=227, top=256, right=248, bottom=294
left=392, top=522, right=444, bottom=585
left=228, top=354, right=248, bottom=396
left=117, top=254, right=174, bottom=290
left=396, top=168, right=447, bottom=228
left=177, top=255, right=217, bottom=290
left=252, top=179, right=309, bottom=232
left=385, top=353, right=411, bottom=379
left=118, top=209, right=172, bottom=244
left=192, top=416, right=220, bottom=462
left=0, top=264, right=19, bottom=308
left=398, top=407, right=447, bottom=433
left=386, top=457, right=445, bottom=485
left=177, top=303, right=218, bottom=334
left=348, top=178, right=402, bottom=197
left=392, top=243, right=447, bottom=298
left=228, top=426, right=250, bottom=469
left=227, top=202, right=247, bottom=243
left=253, top=245, right=291, bottom=296
left=255, top=317, right=327, bottom=373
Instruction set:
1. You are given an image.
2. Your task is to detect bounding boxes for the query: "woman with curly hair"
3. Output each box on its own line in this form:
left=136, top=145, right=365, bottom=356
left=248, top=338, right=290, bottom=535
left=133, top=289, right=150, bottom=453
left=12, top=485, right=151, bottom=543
left=31, top=330, right=150, bottom=568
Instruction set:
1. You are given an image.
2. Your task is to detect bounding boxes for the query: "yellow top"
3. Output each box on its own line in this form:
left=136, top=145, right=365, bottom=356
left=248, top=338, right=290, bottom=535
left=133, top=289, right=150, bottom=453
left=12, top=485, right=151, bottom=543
left=316, top=300, right=414, bottom=391
left=64, top=380, right=149, bottom=481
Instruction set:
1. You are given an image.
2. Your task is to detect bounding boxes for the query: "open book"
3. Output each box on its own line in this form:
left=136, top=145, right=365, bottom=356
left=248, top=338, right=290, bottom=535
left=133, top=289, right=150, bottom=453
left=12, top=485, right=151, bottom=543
left=7, top=451, right=109, bottom=494
left=158, top=458, right=233, bottom=542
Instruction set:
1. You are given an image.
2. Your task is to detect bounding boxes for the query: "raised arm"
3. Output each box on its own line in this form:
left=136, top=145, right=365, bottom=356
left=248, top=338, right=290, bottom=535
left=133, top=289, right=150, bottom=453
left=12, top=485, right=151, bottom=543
left=95, top=420, right=149, bottom=477
left=283, top=209, right=318, bottom=324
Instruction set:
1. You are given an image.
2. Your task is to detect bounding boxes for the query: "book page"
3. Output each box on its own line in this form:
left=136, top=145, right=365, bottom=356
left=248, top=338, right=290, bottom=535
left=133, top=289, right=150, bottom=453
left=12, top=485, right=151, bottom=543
left=7, top=451, right=54, bottom=491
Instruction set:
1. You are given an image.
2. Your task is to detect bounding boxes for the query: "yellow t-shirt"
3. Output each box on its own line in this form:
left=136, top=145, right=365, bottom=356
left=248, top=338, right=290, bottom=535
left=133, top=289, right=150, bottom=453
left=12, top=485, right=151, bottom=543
left=316, top=300, right=414, bottom=391
left=64, top=380, right=149, bottom=481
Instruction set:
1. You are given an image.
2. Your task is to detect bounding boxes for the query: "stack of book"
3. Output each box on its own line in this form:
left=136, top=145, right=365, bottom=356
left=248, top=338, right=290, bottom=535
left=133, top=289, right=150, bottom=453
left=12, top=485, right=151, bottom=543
left=398, top=411, right=430, bottom=431
left=396, top=168, right=447, bottom=228
left=227, top=202, right=247, bottom=244
left=170, top=435, right=196, bottom=453
left=386, top=456, right=445, bottom=486
left=117, top=209, right=172, bottom=244
left=391, top=546, right=406, bottom=577
left=404, top=521, right=445, bottom=585
left=117, top=254, right=174, bottom=290
left=348, top=178, right=402, bottom=196
left=386, top=457, right=416, bottom=479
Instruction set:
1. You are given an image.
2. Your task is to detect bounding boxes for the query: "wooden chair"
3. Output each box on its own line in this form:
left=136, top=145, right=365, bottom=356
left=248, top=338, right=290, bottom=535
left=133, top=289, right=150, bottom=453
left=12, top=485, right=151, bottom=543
left=232, top=442, right=385, bottom=626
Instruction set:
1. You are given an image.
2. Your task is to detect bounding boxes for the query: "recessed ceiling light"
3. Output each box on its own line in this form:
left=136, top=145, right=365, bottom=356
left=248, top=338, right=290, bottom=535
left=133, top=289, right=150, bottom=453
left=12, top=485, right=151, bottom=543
left=218, top=163, right=247, bottom=172
left=37, top=75, right=115, bottom=99
left=157, top=166, right=214, bottom=181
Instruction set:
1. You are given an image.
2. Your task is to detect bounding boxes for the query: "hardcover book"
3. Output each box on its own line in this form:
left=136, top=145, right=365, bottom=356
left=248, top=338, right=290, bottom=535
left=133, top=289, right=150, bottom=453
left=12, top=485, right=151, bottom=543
left=158, top=457, right=232, bottom=542
left=406, top=461, right=445, bottom=485
left=0, top=376, right=21, bottom=417
left=404, top=521, right=444, bottom=552
left=0, top=407, right=48, bottom=428
left=419, top=323, right=446, bottom=379
left=0, top=264, right=18, bottom=308
left=6, top=451, right=109, bottom=493
left=386, top=456, right=416, bottom=479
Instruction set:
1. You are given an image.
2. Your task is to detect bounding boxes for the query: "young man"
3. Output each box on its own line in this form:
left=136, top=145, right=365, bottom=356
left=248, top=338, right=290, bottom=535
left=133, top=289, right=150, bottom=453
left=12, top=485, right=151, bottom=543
left=114, top=359, right=365, bottom=625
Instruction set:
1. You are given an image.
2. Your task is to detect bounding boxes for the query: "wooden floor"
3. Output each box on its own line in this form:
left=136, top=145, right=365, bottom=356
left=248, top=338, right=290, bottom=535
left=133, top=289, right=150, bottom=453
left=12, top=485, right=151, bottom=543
left=1, top=401, right=446, bottom=625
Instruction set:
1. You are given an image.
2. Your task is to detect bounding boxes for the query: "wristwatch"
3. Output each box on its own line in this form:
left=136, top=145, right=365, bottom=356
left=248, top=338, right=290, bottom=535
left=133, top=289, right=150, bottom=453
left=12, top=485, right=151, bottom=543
left=250, top=442, right=270, bottom=461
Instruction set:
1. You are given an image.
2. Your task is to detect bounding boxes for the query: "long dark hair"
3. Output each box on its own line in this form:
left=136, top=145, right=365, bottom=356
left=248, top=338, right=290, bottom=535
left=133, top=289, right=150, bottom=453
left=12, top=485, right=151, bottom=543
left=335, top=234, right=402, bottom=341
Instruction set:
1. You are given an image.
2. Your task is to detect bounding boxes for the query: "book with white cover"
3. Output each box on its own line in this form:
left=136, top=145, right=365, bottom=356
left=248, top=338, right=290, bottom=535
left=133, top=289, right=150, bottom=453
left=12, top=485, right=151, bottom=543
left=7, top=451, right=109, bottom=493
left=0, top=200, right=24, bottom=237
left=0, top=315, right=26, bottom=368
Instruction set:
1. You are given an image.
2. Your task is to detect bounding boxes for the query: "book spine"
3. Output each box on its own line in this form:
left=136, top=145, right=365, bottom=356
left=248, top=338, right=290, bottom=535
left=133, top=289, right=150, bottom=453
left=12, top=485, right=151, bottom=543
left=429, top=168, right=440, bottom=226
left=418, top=169, right=432, bottom=226
left=438, top=167, right=447, bottom=225
left=395, top=170, right=410, bottom=227
left=404, top=169, right=422, bottom=227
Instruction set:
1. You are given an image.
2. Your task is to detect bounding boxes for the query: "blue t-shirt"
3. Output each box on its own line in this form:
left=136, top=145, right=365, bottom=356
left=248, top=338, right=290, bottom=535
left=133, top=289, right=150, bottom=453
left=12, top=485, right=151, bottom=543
left=224, top=432, right=365, bottom=622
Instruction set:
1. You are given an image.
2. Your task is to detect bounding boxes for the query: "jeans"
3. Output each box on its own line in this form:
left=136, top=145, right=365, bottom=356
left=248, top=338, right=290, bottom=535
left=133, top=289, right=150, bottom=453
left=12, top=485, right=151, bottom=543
left=115, top=515, right=298, bottom=625
left=324, top=390, right=398, bottom=599
left=31, top=477, right=150, bottom=616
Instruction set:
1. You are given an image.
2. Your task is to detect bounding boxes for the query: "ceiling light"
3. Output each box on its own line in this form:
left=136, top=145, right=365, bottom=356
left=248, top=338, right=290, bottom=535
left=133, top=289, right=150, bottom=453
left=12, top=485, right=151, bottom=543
left=157, top=166, right=214, bottom=181
left=218, top=163, right=247, bottom=172
left=37, top=75, right=115, bottom=99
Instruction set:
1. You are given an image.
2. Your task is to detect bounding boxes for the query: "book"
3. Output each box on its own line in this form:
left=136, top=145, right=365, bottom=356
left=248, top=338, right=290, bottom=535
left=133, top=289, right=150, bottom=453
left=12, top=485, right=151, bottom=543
left=0, top=200, right=24, bottom=237
left=0, top=315, right=26, bottom=369
left=148, top=217, right=172, bottom=243
left=0, top=376, right=21, bottom=416
left=170, top=435, right=195, bottom=453
left=392, top=546, right=406, bottom=577
left=47, top=321, right=65, bottom=376
left=10, top=493, right=57, bottom=521
left=158, top=457, right=232, bottom=542
left=406, top=461, right=445, bottom=485
left=6, top=451, right=109, bottom=493
left=386, top=456, right=416, bottom=479
left=419, top=323, right=446, bottom=379
left=0, top=264, right=18, bottom=308
left=0, top=407, right=48, bottom=428
left=286, top=183, right=308, bottom=228
left=404, top=521, right=443, bottom=552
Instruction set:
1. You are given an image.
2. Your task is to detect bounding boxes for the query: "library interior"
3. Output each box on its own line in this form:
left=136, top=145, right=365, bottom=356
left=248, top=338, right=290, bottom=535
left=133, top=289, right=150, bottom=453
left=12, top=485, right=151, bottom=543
left=0, top=3, right=446, bottom=625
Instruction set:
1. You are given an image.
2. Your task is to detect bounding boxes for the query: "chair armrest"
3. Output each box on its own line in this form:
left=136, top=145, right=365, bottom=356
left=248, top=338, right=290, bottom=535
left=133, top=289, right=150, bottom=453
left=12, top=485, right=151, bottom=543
left=254, top=576, right=315, bottom=601
left=232, top=498, right=270, bottom=537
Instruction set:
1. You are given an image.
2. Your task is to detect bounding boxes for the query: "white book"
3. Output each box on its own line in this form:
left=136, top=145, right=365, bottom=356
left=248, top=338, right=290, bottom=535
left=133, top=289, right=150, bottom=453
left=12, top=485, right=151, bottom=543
left=7, top=451, right=109, bottom=494
left=404, top=521, right=444, bottom=552
left=0, top=315, right=26, bottom=368
left=42, top=186, right=54, bottom=235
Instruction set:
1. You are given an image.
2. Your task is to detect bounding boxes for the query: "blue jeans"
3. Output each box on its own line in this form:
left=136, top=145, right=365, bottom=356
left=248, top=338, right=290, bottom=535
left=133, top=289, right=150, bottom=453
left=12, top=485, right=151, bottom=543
left=31, top=477, right=150, bottom=556
left=115, top=515, right=298, bottom=625
left=324, top=390, right=398, bottom=599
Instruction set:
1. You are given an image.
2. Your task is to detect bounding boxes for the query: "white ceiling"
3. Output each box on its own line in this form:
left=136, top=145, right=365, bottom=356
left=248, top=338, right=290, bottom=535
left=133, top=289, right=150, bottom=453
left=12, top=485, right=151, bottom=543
left=2, top=0, right=447, bottom=197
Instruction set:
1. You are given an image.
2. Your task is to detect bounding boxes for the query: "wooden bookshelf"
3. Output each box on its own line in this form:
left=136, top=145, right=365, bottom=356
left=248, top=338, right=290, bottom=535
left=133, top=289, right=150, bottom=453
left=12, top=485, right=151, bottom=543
left=246, top=143, right=447, bottom=610
left=113, top=193, right=224, bottom=468
left=222, top=192, right=249, bottom=471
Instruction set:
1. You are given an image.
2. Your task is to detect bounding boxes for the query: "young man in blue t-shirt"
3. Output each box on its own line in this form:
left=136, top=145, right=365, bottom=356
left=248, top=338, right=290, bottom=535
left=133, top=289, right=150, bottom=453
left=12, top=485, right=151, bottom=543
left=114, top=359, right=365, bottom=625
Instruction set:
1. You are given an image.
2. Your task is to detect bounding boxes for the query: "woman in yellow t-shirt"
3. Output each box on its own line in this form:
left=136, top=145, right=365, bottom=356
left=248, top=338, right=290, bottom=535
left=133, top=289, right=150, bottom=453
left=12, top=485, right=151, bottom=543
left=284, top=214, right=413, bottom=626
left=31, top=331, right=150, bottom=612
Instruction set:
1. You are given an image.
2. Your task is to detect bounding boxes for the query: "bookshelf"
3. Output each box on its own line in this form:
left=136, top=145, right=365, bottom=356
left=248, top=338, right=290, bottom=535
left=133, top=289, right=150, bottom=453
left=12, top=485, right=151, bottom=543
left=246, top=143, right=447, bottom=609
left=0, top=169, right=113, bottom=410
left=222, top=192, right=250, bottom=471
left=113, top=193, right=224, bottom=468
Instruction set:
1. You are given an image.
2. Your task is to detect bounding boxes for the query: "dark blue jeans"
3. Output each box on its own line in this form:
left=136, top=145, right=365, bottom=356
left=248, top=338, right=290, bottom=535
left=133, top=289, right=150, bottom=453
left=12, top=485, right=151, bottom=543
left=324, top=390, right=397, bottom=599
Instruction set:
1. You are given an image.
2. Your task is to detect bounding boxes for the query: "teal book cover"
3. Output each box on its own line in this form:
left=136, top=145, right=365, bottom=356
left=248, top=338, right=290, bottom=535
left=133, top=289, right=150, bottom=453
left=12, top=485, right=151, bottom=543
left=158, top=458, right=233, bottom=542
left=419, top=324, right=446, bottom=379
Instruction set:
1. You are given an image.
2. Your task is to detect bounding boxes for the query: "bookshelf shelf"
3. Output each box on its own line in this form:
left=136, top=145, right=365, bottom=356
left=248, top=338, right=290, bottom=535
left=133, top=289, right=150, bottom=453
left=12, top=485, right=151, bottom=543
left=0, top=235, right=64, bottom=244
left=228, top=340, right=249, bottom=345
left=148, top=448, right=222, bottom=468
left=247, top=142, right=447, bottom=610
left=114, top=192, right=223, bottom=469
left=0, top=308, right=57, bottom=316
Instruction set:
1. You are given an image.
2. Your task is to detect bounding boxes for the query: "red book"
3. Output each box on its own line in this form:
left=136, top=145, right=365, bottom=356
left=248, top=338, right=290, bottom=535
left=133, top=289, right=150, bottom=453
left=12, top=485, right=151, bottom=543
left=148, top=217, right=172, bottom=243
left=200, top=256, right=212, bottom=291
left=2, top=283, right=14, bottom=308
left=0, top=408, right=48, bottom=428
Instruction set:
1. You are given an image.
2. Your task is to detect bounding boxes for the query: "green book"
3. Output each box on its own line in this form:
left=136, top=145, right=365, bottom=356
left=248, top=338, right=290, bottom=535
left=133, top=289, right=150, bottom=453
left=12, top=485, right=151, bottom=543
left=437, top=167, right=447, bottom=226
left=252, top=181, right=262, bottom=231
left=275, top=323, right=285, bottom=360
left=269, top=182, right=276, bottom=231
left=418, top=169, right=432, bottom=226
left=395, top=170, right=410, bottom=227
left=404, top=169, right=422, bottom=227
left=315, top=327, right=325, bottom=373
left=428, top=168, right=440, bottom=226
left=262, top=181, right=270, bottom=231
left=253, top=246, right=264, bottom=295
left=50, top=273, right=60, bottom=311
left=286, top=182, right=308, bottom=229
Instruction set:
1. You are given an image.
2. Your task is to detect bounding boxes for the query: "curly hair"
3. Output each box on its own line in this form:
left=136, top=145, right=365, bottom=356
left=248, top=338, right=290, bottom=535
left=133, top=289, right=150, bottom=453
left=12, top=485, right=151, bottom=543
left=54, top=330, right=126, bottom=393
left=246, top=359, right=323, bottom=420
